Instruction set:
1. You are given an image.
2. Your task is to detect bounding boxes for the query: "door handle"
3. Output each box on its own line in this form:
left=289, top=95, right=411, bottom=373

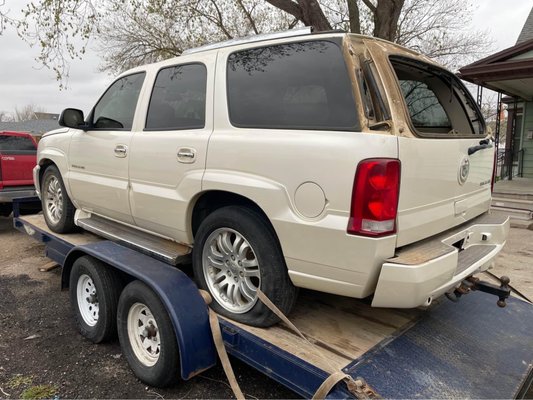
left=177, top=148, right=196, bottom=163
left=114, top=144, right=128, bottom=158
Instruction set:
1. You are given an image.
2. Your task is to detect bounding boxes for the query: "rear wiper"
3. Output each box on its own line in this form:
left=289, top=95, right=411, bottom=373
left=468, top=139, right=493, bottom=155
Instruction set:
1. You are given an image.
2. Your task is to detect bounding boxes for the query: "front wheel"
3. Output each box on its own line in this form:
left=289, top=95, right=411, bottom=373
left=117, top=280, right=180, bottom=388
left=193, top=206, right=298, bottom=327
left=41, top=165, right=76, bottom=233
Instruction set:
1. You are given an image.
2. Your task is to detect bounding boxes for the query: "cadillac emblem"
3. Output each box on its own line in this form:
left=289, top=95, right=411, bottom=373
left=458, top=156, right=470, bottom=185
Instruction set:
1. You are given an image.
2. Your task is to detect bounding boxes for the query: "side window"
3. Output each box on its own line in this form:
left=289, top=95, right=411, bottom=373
left=145, top=64, right=207, bottom=130
left=399, top=80, right=451, bottom=129
left=0, top=135, right=36, bottom=154
left=92, top=72, right=145, bottom=130
left=227, top=40, right=358, bottom=131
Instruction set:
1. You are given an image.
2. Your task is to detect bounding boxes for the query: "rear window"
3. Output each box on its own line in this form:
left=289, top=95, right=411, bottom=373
left=390, top=56, right=484, bottom=136
left=0, top=135, right=36, bottom=154
left=227, top=40, right=358, bottom=131
left=399, top=80, right=451, bottom=129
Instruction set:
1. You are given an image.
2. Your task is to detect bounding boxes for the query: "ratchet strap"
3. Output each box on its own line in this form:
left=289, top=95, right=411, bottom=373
left=199, top=290, right=245, bottom=400
left=199, top=289, right=380, bottom=400
left=256, top=289, right=380, bottom=400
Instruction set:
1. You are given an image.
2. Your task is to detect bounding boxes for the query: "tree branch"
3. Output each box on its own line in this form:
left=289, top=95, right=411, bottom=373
left=361, top=0, right=377, bottom=13
left=264, top=0, right=303, bottom=21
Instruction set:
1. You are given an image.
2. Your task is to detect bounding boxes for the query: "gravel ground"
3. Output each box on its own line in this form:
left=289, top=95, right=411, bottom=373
left=0, top=214, right=532, bottom=399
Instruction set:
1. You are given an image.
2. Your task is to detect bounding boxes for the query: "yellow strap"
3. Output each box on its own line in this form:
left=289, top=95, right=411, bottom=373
left=312, top=371, right=351, bottom=400
left=200, top=290, right=245, bottom=400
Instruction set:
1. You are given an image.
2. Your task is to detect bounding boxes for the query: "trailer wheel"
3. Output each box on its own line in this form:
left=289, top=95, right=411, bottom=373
left=69, top=256, right=122, bottom=343
left=117, top=280, right=179, bottom=388
left=0, top=203, right=12, bottom=217
left=41, top=165, right=76, bottom=233
left=193, top=206, right=298, bottom=327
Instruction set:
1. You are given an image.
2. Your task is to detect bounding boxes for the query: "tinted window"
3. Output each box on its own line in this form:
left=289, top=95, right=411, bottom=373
left=399, top=80, right=451, bottom=128
left=146, top=64, right=207, bottom=130
left=0, top=135, right=36, bottom=154
left=92, top=73, right=145, bottom=130
left=227, top=41, right=358, bottom=131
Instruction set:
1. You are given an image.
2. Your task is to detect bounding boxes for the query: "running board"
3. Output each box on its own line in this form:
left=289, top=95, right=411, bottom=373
left=77, top=216, right=191, bottom=265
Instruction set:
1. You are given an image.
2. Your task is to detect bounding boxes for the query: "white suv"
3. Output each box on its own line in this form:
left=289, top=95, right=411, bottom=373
left=34, top=29, right=509, bottom=327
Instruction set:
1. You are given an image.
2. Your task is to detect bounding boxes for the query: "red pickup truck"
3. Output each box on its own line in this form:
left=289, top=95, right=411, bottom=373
left=0, top=131, right=37, bottom=217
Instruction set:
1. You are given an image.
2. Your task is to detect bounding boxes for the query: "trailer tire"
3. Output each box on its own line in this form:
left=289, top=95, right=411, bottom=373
left=193, top=206, right=298, bottom=327
left=117, top=280, right=180, bottom=388
left=41, top=165, right=76, bottom=233
left=0, top=203, right=12, bottom=217
left=69, top=256, right=122, bottom=343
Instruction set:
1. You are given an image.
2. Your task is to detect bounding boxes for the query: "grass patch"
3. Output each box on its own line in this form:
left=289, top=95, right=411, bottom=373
left=21, top=384, right=58, bottom=400
left=7, top=374, right=33, bottom=389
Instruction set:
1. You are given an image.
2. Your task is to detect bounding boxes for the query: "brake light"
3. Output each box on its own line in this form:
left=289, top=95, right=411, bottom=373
left=348, top=159, right=401, bottom=236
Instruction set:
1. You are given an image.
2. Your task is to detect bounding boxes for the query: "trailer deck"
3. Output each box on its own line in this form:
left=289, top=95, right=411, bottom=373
left=13, top=199, right=533, bottom=399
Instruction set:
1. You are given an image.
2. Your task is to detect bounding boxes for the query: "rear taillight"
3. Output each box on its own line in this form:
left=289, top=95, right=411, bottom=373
left=348, top=159, right=401, bottom=237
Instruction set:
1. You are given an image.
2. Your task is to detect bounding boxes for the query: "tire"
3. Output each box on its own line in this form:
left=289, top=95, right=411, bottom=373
left=193, top=206, right=298, bottom=327
left=0, top=203, right=12, bottom=217
left=69, top=256, right=122, bottom=343
left=41, top=165, right=76, bottom=233
left=117, top=280, right=180, bottom=388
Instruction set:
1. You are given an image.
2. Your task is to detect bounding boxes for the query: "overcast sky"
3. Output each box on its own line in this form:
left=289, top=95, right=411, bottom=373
left=0, top=0, right=532, bottom=116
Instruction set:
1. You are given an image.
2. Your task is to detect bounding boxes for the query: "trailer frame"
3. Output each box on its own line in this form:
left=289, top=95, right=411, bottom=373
left=12, top=197, right=533, bottom=399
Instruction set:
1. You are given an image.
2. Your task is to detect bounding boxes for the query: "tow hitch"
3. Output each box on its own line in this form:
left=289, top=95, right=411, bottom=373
left=446, top=275, right=511, bottom=307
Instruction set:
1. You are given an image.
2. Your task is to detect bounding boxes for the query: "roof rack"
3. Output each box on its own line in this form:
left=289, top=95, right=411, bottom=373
left=182, top=27, right=313, bottom=55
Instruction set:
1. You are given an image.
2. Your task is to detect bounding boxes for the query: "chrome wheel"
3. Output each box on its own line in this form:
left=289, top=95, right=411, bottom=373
left=202, top=228, right=261, bottom=314
left=44, top=176, right=63, bottom=224
left=77, top=274, right=99, bottom=327
left=127, top=303, right=160, bottom=367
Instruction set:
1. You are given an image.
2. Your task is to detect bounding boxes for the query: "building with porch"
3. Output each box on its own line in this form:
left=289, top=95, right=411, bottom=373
left=459, top=8, right=533, bottom=180
left=459, top=7, right=533, bottom=225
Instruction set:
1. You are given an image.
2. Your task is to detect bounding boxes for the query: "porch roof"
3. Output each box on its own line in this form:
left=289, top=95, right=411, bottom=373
left=458, top=39, right=533, bottom=100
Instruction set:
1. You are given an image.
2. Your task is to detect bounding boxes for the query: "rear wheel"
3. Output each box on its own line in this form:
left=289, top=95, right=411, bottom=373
left=69, top=256, right=122, bottom=343
left=117, top=280, right=180, bottom=388
left=193, top=206, right=297, bottom=327
left=41, top=165, right=76, bottom=233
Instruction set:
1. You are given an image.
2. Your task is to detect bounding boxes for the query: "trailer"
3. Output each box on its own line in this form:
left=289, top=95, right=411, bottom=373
left=12, top=197, right=533, bottom=399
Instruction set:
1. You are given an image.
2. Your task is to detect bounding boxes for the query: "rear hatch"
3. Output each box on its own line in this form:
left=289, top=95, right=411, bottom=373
left=389, top=56, right=493, bottom=247
left=0, top=132, right=37, bottom=190
left=359, top=38, right=494, bottom=247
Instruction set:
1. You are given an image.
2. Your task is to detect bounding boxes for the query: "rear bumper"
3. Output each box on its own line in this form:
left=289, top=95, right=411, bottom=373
left=372, top=212, right=510, bottom=308
left=0, top=186, right=37, bottom=203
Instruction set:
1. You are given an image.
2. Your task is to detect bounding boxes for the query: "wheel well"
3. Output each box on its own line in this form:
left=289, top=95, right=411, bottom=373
left=39, top=159, right=56, bottom=185
left=61, top=251, right=133, bottom=290
left=191, top=191, right=274, bottom=239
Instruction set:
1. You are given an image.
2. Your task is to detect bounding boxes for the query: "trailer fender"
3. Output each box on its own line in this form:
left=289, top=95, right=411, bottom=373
left=62, top=240, right=217, bottom=380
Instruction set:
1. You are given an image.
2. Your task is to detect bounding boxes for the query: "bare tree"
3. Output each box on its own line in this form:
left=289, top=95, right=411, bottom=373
left=11, top=0, right=492, bottom=84
left=0, top=111, right=14, bottom=122
left=0, top=0, right=16, bottom=34
left=97, top=0, right=294, bottom=75
left=14, top=105, right=46, bottom=122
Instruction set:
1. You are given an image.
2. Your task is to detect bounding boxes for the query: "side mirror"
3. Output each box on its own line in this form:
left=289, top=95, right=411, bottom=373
left=59, top=108, right=87, bottom=129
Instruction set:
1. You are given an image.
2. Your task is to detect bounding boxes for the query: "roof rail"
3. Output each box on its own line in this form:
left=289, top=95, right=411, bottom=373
left=182, top=27, right=313, bottom=55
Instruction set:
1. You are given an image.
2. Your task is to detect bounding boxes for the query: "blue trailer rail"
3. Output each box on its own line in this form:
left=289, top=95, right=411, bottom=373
left=12, top=197, right=533, bottom=398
